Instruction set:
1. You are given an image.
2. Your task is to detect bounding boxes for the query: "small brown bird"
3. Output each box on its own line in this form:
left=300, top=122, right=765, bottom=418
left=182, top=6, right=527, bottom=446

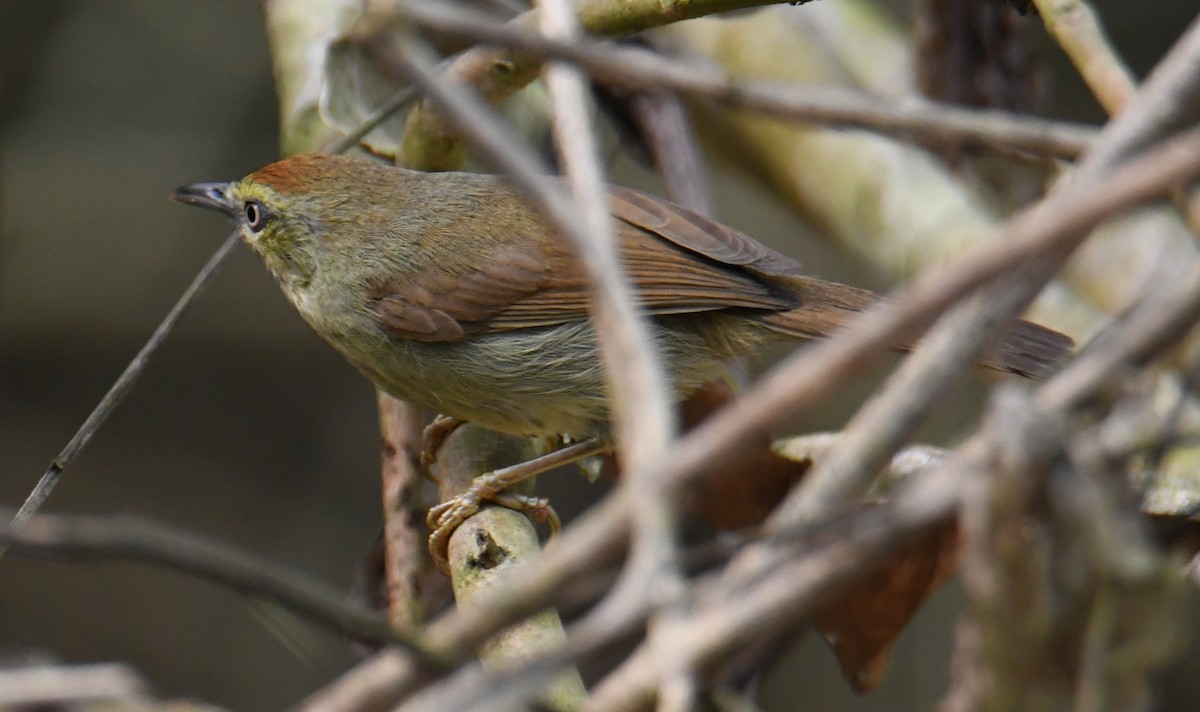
left=173, top=153, right=1072, bottom=560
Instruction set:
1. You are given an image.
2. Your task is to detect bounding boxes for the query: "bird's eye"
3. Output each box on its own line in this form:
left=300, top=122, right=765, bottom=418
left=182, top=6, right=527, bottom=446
left=244, top=201, right=269, bottom=232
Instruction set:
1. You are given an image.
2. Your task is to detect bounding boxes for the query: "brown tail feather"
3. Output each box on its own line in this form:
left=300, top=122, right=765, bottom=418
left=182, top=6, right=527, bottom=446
left=978, top=318, right=1075, bottom=378
left=759, top=276, right=1074, bottom=378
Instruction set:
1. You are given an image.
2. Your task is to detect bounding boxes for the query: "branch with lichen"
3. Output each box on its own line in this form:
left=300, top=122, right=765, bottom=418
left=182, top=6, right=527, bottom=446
left=437, top=424, right=587, bottom=712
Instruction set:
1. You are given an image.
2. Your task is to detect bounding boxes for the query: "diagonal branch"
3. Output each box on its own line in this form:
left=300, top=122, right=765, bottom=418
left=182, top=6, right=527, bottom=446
left=400, top=0, right=804, bottom=170
left=1032, top=0, right=1137, bottom=115
left=395, top=0, right=1097, bottom=160
left=8, top=231, right=241, bottom=540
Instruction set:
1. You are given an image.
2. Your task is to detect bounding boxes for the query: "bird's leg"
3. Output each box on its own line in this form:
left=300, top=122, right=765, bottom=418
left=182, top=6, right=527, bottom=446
left=420, top=414, right=466, bottom=468
left=426, top=437, right=610, bottom=572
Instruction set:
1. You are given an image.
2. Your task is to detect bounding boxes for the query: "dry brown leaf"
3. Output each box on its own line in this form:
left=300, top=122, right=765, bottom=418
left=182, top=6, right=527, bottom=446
left=678, top=379, right=809, bottom=529
left=811, top=518, right=961, bottom=692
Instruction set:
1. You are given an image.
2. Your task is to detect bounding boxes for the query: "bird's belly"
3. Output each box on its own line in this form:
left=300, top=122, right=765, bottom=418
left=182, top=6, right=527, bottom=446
left=324, top=318, right=733, bottom=438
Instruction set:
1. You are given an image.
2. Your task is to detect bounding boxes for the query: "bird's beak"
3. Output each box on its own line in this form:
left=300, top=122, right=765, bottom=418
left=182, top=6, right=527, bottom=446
left=171, top=181, right=237, bottom=218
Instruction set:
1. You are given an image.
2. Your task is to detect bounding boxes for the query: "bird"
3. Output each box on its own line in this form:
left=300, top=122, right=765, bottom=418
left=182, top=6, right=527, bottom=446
left=173, top=153, right=1073, bottom=565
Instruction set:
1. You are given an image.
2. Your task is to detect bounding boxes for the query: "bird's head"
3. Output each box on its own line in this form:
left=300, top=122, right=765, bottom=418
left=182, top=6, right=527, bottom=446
left=172, top=154, right=368, bottom=288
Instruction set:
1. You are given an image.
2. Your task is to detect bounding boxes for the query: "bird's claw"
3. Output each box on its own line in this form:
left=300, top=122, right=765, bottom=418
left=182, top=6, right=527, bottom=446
left=420, top=414, right=465, bottom=468
left=426, top=478, right=560, bottom=573
left=426, top=493, right=482, bottom=572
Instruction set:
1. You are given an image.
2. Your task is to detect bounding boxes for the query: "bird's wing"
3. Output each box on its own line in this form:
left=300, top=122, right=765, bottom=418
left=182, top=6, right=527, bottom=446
left=606, top=185, right=807, bottom=280
left=370, top=186, right=800, bottom=343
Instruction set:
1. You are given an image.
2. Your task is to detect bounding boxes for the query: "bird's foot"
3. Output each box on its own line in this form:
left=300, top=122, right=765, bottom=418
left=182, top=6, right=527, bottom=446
left=424, top=437, right=609, bottom=574
left=426, top=477, right=561, bottom=573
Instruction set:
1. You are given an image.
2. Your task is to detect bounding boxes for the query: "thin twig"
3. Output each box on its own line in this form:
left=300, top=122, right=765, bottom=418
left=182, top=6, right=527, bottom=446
left=0, top=506, right=440, bottom=658
left=399, top=0, right=802, bottom=169
left=1078, top=13, right=1200, bottom=174
left=535, top=0, right=678, bottom=513
left=535, top=3, right=686, bottom=707
left=325, top=54, right=456, bottom=156
left=329, top=87, right=417, bottom=155
left=584, top=466, right=965, bottom=709
left=395, top=646, right=595, bottom=712
left=536, top=0, right=687, bottom=660
left=297, top=650, right=418, bottom=712
left=774, top=289, right=997, bottom=525
left=627, top=90, right=713, bottom=214
left=1039, top=261, right=1200, bottom=412
left=12, top=231, right=241, bottom=528
left=1035, top=2, right=1200, bottom=243
left=395, top=0, right=1098, bottom=159
left=1032, top=0, right=1137, bottom=116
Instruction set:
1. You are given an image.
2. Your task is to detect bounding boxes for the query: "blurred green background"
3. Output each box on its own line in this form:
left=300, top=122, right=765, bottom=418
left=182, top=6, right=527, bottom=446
left=1, top=1, right=1197, bottom=709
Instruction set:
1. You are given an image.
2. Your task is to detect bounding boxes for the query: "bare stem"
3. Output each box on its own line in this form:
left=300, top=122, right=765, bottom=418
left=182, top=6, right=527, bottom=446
left=1032, top=0, right=1137, bottom=115
left=11, top=231, right=240, bottom=534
